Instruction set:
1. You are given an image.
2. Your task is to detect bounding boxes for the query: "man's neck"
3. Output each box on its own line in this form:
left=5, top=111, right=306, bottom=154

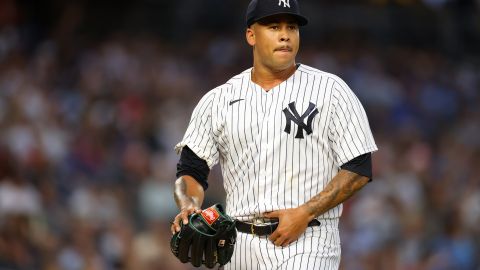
left=251, top=63, right=297, bottom=91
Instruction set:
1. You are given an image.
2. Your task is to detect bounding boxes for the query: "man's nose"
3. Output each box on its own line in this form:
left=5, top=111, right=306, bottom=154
left=279, top=29, right=290, bottom=42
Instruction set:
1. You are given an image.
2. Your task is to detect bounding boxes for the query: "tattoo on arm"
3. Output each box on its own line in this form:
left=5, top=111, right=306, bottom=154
left=304, top=170, right=369, bottom=219
left=174, top=179, right=188, bottom=207
left=174, top=176, right=204, bottom=210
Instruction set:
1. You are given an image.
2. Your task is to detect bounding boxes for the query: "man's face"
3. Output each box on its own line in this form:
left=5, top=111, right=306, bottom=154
left=246, top=14, right=300, bottom=71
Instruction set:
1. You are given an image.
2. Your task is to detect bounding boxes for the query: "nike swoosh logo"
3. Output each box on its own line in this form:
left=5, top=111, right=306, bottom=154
left=229, top=99, right=244, bottom=106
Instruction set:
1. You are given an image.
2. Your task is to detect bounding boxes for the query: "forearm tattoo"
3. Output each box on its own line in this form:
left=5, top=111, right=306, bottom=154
left=174, top=179, right=188, bottom=208
left=174, top=177, right=203, bottom=209
left=305, top=170, right=369, bottom=218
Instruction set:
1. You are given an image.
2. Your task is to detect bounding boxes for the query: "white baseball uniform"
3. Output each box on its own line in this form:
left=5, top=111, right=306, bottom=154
left=175, top=64, right=377, bottom=269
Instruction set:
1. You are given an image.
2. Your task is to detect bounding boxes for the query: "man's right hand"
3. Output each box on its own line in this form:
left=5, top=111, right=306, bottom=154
left=172, top=175, right=205, bottom=234
left=171, top=206, right=202, bottom=234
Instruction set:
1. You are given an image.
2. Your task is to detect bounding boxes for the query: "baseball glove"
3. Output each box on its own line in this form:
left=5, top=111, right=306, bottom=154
left=170, top=203, right=237, bottom=268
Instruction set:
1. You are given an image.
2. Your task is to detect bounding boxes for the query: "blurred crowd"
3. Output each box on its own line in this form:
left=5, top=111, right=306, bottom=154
left=1, top=1, right=480, bottom=270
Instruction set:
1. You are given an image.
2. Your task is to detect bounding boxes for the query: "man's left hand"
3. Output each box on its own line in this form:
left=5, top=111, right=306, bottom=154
left=263, top=206, right=313, bottom=247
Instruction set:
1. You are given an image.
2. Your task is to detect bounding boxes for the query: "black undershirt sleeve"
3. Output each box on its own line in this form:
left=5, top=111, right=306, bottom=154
left=340, top=153, right=373, bottom=181
left=176, top=146, right=210, bottom=190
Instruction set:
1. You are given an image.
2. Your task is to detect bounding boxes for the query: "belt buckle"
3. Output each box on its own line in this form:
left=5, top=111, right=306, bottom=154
left=250, top=217, right=263, bottom=235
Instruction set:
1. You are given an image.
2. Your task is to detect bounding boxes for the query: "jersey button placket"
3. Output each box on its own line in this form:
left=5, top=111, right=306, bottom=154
left=257, top=89, right=275, bottom=211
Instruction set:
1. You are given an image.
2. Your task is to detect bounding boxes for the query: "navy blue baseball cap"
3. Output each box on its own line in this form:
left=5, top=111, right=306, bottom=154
left=246, top=0, right=308, bottom=27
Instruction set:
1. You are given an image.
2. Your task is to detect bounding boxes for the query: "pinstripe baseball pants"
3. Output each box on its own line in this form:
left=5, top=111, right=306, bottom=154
left=224, top=219, right=341, bottom=270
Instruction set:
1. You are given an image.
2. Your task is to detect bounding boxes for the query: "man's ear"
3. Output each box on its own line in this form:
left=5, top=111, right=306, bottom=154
left=246, top=27, right=255, bottom=46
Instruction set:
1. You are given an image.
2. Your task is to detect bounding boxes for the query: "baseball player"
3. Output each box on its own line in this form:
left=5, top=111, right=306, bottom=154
left=171, top=0, right=378, bottom=269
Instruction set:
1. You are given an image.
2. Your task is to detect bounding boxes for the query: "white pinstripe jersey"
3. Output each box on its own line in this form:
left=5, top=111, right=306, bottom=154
left=175, top=64, right=377, bottom=222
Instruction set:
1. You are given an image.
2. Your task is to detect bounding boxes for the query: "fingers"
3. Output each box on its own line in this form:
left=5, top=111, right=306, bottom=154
left=171, top=207, right=201, bottom=235
left=265, top=209, right=309, bottom=247
left=269, top=232, right=293, bottom=247
left=181, top=207, right=199, bottom=224
left=269, top=229, right=287, bottom=246
left=268, top=222, right=300, bottom=247
left=269, top=229, right=279, bottom=242
left=267, top=211, right=284, bottom=246
left=170, top=215, right=182, bottom=234
left=268, top=231, right=280, bottom=245
left=263, top=210, right=281, bottom=218
left=181, top=211, right=189, bottom=225
left=170, top=222, right=177, bottom=235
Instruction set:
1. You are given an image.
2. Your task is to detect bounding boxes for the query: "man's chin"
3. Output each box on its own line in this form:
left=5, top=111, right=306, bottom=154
left=270, top=61, right=296, bottom=72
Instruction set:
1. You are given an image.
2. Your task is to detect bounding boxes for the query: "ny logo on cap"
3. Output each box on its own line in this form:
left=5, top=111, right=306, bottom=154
left=278, top=0, right=290, bottom=8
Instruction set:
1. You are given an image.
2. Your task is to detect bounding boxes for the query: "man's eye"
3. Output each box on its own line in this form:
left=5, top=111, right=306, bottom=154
left=270, top=25, right=279, bottom=30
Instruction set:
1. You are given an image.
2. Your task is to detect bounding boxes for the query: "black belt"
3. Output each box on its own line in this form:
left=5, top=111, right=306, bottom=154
left=235, top=219, right=321, bottom=236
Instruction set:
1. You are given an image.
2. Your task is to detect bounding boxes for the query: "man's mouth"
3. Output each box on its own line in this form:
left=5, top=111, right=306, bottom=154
left=275, top=46, right=292, bottom=52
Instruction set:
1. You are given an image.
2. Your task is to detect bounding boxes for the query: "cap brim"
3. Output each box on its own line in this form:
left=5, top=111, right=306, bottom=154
left=249, top=12, right=308, bottom=27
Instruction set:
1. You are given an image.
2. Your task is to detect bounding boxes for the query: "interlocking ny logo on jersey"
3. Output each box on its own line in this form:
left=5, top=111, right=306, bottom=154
left=278, top=0, right=290, bottom=8
left=283, top=102, right=319, bottom=139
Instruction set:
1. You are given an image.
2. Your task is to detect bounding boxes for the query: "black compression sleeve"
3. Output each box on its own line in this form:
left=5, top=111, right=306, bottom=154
left=340, top=153, right=373, bottom=181
left=176, top=146, right=210, bottom=190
